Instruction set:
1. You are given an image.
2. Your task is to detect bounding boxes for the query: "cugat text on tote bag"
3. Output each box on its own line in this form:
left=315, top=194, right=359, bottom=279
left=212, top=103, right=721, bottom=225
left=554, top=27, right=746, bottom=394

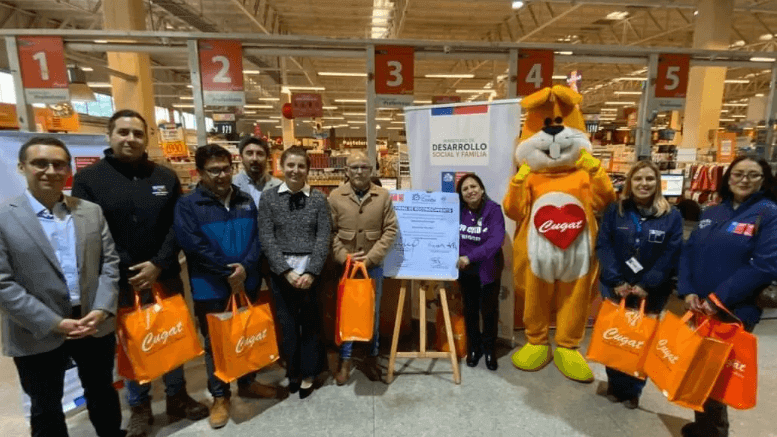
left=335, top=256, right=376, bottom=345
left=117, top=284, right=204, bottom=384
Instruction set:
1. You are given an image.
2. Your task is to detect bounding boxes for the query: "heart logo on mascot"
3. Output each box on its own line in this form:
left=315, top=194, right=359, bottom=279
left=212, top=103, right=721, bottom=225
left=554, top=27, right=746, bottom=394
left=533, top=204, right=586, bottom=250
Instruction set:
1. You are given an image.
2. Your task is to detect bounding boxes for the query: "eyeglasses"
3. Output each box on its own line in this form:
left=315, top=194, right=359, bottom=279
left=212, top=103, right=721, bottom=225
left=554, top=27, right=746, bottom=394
left=348, top=165, right=372, bottom=173
left=730, top=172, right=763, bottom=182
left=203, top=166, right=233, bottom=177
left=28, top=159, right=70, bottom=173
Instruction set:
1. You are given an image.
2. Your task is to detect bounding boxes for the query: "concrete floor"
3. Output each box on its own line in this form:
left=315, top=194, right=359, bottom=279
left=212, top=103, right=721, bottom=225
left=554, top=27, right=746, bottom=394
left=1, top=320, right=775, bottom=437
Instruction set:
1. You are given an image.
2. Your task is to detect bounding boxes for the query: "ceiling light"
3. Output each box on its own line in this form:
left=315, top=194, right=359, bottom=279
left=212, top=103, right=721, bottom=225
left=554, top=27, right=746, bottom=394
left=172, top=104, right=194, bottom=108
left=179, top=96, right=193, bottom=100
left=600, top=109, right=618, bottom=112
left=512, top=1, right=525, bottom=9
left=248, top=119, right=278, bottom=123
left=244, top=104, right=274, bottom=109
left=318, top=72, right=367, bottom=77
left=455, top=89, right=496, bottom=94
left=424, top=74, right=475, bottom=79
left=720, top=109, right=728, bottom=113
left=269, top=116, right=281, bottom=119
left=759, top=34, right=774, bottom=41
left=391, top=121, right=404, bottom=124
left=343, top=112, right=366, bottom=116
left=243, top=70, right=261, bottom=74
left=282, top=86, right=325, bottom=92
left=605, top=101, right=636, bottom=105
left=731, top=40, right=746, bottom=48
left=719, top=118, right=735, bottom=122
left=552, top=75, right=567, bottom=80
left=349, top=121, right=367, bottom=124
left=80, top=67, right=93, bottom=72
left=259, top=97, right=280, bottom=101
left=731, top=115, right=746, bottom=118
left=750, top=57, right=776, bottom=62
left=387, top=127, right=404, bottom=130
left=376, top=117, right=392, bottom=121
left=724, top=79, right=750, bottom=84
left=614, top=91, right=643, bottom=95
left=723, top=103, right=748, bottom=107
left=606, top=11, right=629, bottom=20
left=323, top=116, right=346, bottom=120
left=617, top=127, right=631, bottom=131
left=756, top=93, right=765, bottom=97
left=334, top=99, right=367, bottom=103
left=275, top=125, right=282, bottom=128
left=616, top=77, right=647, bottom=81
left=86, top=82, right=112, bottom=88
left=555, top=51, right=573, bottom=56
left=414, top=100, right=432, bottom=104
left=243, top=111, right=257, bottom=114
left=94, top=40, right=108, bottom=43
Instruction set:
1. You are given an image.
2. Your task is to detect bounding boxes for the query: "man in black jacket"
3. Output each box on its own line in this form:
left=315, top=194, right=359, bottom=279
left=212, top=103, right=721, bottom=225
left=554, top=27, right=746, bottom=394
left=72, top=110, right=208, bottom=437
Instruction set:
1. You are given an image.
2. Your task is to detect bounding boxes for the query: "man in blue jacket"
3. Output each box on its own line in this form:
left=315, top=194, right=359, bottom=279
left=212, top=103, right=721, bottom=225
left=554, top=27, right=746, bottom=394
left=174, top=144, right=277, bottom=429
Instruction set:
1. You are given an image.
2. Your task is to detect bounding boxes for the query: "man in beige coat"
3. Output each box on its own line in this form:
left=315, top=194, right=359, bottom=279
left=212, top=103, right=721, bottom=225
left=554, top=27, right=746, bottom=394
left=328, top=151, right=398, bottom=384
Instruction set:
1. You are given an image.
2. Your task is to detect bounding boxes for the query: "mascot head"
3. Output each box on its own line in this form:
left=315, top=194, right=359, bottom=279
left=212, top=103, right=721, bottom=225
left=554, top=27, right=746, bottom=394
left=514, top=85, right=592, bottom=172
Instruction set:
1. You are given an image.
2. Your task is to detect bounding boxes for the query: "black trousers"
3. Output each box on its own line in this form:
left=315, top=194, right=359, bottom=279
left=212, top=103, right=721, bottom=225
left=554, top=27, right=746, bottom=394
left=14, top=334, right=122, bottom=437
left=458, top=272, right=501, bottom=353
left=270, top=273, right=326, bottom=381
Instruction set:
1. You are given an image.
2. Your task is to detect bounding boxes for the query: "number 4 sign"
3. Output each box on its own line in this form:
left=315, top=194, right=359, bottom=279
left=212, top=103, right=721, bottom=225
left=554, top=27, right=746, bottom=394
left=517, top=50, right=554, bottom=97
left=198, top=39, right=245, bottom=107
left=16, top=36, right=69, bottom=104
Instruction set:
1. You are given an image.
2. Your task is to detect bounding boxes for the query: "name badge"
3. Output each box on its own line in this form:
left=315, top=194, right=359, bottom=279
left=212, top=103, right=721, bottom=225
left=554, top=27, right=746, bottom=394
left=152, top=185, right=169, bottom=196
left=626, top=257, right=644, bottom=274
left=648, top=229, right=665, bottom=243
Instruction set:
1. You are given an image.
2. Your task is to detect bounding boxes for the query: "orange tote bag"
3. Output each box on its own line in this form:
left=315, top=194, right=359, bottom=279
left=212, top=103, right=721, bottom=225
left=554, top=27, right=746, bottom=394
left=117, top=284, right=204, bottom=384
left=435, top=307, right=467, bottom=358
left=207, top=290, right=280, bottom=383
left=644, top=310, right=732, bottom=411
left=700, top=295, right=758, bottom=410
left=335, top=256, right=375, bottom=345
left=586, top=298, right=658, bottom=380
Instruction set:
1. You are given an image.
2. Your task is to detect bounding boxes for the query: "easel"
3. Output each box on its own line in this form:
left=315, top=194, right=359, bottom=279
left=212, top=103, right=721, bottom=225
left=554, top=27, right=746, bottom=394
left=386, top=279, right=461, bottom=384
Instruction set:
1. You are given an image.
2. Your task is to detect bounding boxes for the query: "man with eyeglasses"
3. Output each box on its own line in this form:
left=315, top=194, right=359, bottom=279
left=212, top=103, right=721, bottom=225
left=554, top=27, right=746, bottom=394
left=173, top=144, right=271, bottom=429
left=71, top=109, right=208, bottom=437
left=0, top=136, right=122, bottom=436
left=328, top=151, right=398, bottom=384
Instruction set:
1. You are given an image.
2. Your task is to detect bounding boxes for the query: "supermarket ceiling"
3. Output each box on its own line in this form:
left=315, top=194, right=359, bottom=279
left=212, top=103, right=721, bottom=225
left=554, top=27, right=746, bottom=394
left=4, top=0, right=777, bottom=124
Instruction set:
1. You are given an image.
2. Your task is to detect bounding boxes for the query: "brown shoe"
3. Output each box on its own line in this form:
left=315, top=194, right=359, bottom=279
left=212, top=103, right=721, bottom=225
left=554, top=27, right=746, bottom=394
left=237, top=381, right=279, bottom=399
left=335, top=358, right=352, bottom=386
left=363, top=356, right=383, bottom=382
left=126, top=401, right=153, bottom=437
left=208, top=397, right=230, bottom=429
left=166, top=390, right=209, bottom=421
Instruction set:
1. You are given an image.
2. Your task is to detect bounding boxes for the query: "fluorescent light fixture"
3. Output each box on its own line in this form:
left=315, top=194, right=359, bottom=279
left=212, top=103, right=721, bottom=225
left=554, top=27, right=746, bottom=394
left=756, top=93, right=765, bottom=97
left=269, top=116, right=281, bottom=119
left=243, top=111, right=257, bottom=114
left=424, top=74, right=475, bottom=79
left=731, top=115, right=746, bottom=118
left=282, top=86, right=325, bottom=92
left=606, top=11, right=629, bottom=20
left=600, top=108, right=618, bottom=112
left=391, top=121, right=405, bottom=124
left=723, top=103, right=748, bottom=107
left=86, top=82, right=112, bottom=88
left=80, top=67, right=94, bottom=72
left=343, top=112, right=366, bottom=116
left=614, top=91, right=643, bottom=95
left=376, top=117, right=392, bottom=121
left=616, top=77, right=647, bottom=81
left=414, top=100, right=432, bottom=104
left=172, top=104, right=194, bottom=108
left=318, top=72, right=367, bottom=77
left=750, top=57, right=776, bottom=62
left=275, top=126, right=282, bottom=128
left=243, top=70, right=261, bottom=74
left=179, top=96, right=193, bottom=100
left=455, top=89, right=496, bottom=94
left=349, top=121, right=367, bottom=124
left=334, top=99, right=367, bottom=103
left=604, top=101, right=636, bottom=105
left=552, top=75, right=568, bottom=80
left=259, top=97, right=280, bottom=101
left=719, top=118, right=735, bottom=122
left=249, top=119, right=278, bottom=123
left=555, top=51, right=573, bottom=56
left=720, top=109, right=729, bottom=113
left=724, top=79, right=750, bottom=84
left=323, top=116, right=346, bottom=120
left=350, top=127, right=362, bottom=129
left=512, top=1, right=524, bottom=9
left=617, top=127, right=631, bottom=131
left=94, top=40, right=108, bottom=43
left=387, top=127, right=404, bottom=130
left=244, top=104, right=274, bottom=109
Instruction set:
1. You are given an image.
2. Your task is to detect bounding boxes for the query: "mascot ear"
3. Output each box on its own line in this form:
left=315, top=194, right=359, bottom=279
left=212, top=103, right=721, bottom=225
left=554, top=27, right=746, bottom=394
left=519, top=87, right=555, bottom=141
left=550, top=85, right=582, bottom=106
left=520, top=87, right=553, bottom=111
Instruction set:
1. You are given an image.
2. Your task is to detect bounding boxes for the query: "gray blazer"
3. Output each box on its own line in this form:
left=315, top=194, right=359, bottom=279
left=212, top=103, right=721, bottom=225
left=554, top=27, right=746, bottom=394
left=0, top=194, right=120, bottom=357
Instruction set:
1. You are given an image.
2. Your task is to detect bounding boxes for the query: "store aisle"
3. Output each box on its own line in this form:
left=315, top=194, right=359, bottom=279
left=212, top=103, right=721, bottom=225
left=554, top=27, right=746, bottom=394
left=1, top=320, right=774, bottom=437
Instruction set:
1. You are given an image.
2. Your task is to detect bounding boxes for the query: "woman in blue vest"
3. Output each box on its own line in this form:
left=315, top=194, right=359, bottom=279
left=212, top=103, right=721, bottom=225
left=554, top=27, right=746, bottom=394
left=596, top=160, right=683, bottom=409
left=678, top=156, right=777, bottom=437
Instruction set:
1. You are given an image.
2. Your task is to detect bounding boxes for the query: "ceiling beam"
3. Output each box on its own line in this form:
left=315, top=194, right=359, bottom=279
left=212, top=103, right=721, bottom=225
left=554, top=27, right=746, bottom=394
left=516, top=4, right=582, bottom=42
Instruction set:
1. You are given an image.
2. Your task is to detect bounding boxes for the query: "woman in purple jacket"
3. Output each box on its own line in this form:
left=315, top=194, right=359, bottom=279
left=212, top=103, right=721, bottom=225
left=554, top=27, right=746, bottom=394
left=456, top=174, right=506, bottom=370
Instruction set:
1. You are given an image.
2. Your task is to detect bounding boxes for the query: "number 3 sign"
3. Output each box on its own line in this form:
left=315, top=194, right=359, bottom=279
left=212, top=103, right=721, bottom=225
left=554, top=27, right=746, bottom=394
left=374, top=45, right=414, bottom=107
left=517, top=49, right=554, bottom=97
left=16, top=36, right=70, bottom=104
left=198, top=39, right=246, bottom=107
left=655, top=54, right=689, bottom=99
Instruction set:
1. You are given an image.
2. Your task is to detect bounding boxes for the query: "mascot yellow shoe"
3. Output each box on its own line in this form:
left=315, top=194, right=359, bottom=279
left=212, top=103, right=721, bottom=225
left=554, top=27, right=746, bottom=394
left=511, top=343, right=552, bottom=371
left=554, top=347, right=594, bottom=383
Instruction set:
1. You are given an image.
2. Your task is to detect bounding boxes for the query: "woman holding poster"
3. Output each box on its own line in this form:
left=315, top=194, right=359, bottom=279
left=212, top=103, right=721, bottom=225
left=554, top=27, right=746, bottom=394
left=595, top=160, right=683, bottom=409
left=455, top=174, right=506, bottom=371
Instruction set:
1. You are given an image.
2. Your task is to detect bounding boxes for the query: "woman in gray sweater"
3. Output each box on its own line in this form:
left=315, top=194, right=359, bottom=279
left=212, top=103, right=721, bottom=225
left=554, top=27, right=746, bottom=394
left=257, top=146, right=331, bottom=399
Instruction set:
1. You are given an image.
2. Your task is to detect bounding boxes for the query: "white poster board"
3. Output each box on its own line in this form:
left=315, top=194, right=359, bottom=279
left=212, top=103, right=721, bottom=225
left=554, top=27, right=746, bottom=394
left=383, top=191, right=460, bottom=280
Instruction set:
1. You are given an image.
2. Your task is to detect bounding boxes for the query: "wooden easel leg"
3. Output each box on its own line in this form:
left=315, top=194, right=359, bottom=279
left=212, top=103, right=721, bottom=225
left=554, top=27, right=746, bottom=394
left=419, top=283, right=427, bottom=354
left=439, top=287, right=461, bottom=384
left=387, top=280, right=407, bottom=384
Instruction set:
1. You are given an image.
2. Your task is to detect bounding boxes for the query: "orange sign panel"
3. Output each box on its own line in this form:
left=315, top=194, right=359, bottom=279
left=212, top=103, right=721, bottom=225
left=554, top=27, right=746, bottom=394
left=655, top=54, right=690, bottom=99
left=16, top=36, right=69, bottom=103
left=517, top=50, right=554, bottom=97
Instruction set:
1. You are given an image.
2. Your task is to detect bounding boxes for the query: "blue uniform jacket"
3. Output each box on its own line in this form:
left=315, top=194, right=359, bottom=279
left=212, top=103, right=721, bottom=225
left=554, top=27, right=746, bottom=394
left=596, top=201, right=683, bottom=313
left=174, top=185, right=261, bottom=301
left=677, top=192, right=777, bottom=327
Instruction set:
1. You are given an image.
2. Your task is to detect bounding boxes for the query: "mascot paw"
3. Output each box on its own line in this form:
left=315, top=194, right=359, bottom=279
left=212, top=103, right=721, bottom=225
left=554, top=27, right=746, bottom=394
left=513, top=164, right=532, bottom=183
left=511, top=344, right=552, bottom=371
left=575, top=149, right=600, bottom=173
left=553, top=347, right=594, bottom=383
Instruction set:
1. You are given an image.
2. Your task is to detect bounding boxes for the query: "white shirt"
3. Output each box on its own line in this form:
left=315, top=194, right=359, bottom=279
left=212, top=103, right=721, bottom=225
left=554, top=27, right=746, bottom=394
left=277, top=182, right=311, bottom=196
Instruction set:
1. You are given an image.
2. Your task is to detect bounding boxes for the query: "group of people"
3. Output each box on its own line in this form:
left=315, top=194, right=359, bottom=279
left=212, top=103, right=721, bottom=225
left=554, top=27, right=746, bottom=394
left=0, top=107, right=775, bottom=437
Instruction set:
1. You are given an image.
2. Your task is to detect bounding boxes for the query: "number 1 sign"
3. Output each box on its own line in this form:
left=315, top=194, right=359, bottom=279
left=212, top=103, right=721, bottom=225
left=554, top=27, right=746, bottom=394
left=375, top=46, right=414, bottom=107
left=17, top=37, right=69, bottom=104
left=198, top=40, right=245, bottom=107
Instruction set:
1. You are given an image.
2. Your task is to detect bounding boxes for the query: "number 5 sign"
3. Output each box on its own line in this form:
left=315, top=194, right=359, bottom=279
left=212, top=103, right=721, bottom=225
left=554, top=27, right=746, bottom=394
left=517, top=50, right=554, bottom=97
left=655, top=54, right=689, bottom=99
left=198, top=39, right=245, bottom=106
left=16, top=37, right=69, bottom=104
left=374, top=45, right=414, bottom=107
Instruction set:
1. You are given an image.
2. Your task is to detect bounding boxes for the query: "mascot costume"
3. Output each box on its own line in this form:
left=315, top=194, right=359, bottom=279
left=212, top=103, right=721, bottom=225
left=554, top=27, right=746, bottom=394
left=504, top=85, right=616, bottom=383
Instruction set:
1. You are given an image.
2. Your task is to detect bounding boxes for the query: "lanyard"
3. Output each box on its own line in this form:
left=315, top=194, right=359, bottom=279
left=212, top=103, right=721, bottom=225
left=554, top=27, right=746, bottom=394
left=629, top=212, right=643, bottom=258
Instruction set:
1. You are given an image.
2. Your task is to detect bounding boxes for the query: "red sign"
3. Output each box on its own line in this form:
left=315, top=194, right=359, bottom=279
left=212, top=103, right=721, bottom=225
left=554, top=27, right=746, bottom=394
left=432, top=96, right=461, bottom=105
left=517, top=50, right=554, bottom=97
left=17, top=37, right=68, bottom=89
left=655, top=54, right=690, bottom=99
left=198, top=40, right=244, bottom=106
left=375, top=46, right=414, bottom=96
left=291, top=93, right=323, bottom=118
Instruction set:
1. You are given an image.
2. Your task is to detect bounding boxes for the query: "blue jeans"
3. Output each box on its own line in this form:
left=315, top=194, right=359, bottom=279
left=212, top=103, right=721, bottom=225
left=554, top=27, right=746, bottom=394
left=340, top=265, right=383, bottom=359
left=193, top=297, right=257, bottom=398
left=606, top=366, right=646, bottom=400
left=126, top=366, right=185, bottom=407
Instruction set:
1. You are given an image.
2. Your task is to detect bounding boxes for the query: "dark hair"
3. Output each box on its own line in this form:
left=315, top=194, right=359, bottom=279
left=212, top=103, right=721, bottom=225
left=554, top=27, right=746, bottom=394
left=718, top=156, right=776, bottom=201
left=18, top=136, right=71, bottom=163
left=238, top=135, right=270, bottom=157
left=456, top=173, right=488, bottom=210
left=195, top=144, right=232, bottom=170
left=280, top=146, right=310, bottom=168
left=108, top=109, right=147, bottom=136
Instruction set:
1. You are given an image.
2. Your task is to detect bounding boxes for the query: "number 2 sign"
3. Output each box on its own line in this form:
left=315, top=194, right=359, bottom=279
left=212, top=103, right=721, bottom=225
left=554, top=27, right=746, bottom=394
left=655, top=54, right=689, bottom=99
left=198, top=39, right=245, bottom=107
left=517, top=50, right=554, bottom=97
left=16, top=36, right=69, bottom=104
left=374, top=45, right=414, bottom=107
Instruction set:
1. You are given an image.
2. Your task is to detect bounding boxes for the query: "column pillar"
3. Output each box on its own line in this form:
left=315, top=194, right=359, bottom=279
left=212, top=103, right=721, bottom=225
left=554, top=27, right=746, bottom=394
left=280, top=57, right=294, bottom=147
left=103, top=0, right=160, bottom=153
left=680, top=0, right=735, bottom=154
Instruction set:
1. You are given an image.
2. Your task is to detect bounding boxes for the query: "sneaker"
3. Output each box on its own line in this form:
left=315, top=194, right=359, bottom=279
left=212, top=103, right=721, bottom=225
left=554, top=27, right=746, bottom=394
left=125, top=401, right=153, bottom=437
left=165, top=391, right=208, bottom=421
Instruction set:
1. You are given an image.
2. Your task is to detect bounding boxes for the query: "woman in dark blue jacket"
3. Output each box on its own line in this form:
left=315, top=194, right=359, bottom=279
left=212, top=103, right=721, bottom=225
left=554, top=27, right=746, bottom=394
left=596, top=160, right=683, bottom=409
left=678, top=156, right=777, bottom=437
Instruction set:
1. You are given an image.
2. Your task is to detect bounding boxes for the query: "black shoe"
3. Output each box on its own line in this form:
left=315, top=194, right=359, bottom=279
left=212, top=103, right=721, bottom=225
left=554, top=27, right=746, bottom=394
left=299, top=386, right=314, bottom=399
left=166, top=391, right=209, bottom=421
left=484, top=352, right=498, bottom=371
left=466, top=350, right=482, bottom=367
left=622, top=397, right=639, bottom=410
left=602, top=387, right=622, bottom=403
left=288, top=380, right=301, bottom=394
left=125, top=401, right=153, bottom=437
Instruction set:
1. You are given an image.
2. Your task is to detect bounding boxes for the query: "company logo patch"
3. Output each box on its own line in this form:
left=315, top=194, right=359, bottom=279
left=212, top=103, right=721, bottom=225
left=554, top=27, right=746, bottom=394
left=533, top=204, right=586, bottom=250
left=152, top=185, right=169, bottom=196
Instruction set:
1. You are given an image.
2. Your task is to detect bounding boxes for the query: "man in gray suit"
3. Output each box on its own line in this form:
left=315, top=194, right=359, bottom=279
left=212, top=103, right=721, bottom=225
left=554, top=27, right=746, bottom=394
left=0, top=136, right=122, bottom=437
